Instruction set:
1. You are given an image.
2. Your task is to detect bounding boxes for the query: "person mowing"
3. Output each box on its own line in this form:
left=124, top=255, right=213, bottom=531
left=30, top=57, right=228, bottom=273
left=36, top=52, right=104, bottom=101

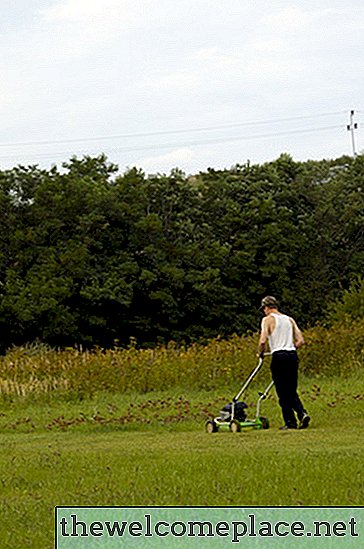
left=258, top=296, right=310, bottom=430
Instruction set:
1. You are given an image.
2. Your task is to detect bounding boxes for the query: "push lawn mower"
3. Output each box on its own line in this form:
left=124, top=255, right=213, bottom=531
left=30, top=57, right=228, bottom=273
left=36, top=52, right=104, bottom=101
left=205, top=356, right=274, bottom=433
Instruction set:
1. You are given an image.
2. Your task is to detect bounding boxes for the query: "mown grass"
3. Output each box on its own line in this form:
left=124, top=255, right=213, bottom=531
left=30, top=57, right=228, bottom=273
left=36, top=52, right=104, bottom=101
left=0, top=375, right=363, bottom=548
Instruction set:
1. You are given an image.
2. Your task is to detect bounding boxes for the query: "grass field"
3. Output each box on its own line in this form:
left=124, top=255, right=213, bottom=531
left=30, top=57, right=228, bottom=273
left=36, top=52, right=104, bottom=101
left=0, top=374, right=363, bottom=548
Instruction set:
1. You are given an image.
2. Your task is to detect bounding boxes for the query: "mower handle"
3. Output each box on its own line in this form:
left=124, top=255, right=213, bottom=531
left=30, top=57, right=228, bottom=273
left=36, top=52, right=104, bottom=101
left=232, top=356, right=264, bottom=403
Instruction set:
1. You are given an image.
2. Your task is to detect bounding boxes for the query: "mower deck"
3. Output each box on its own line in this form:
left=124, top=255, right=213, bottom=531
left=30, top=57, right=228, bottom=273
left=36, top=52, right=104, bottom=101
left=205, top=357, right=274, bottom=434
left=206, top=416, right=269, bottom=433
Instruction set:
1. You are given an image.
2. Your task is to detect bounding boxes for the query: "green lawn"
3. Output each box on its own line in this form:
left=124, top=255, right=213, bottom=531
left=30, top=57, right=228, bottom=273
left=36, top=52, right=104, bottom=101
left=0, top=375, right=363, bottom=548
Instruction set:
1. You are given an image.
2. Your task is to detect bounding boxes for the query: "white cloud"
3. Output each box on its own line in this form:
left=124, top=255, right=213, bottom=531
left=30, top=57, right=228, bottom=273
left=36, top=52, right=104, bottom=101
left=40, top=0, right=142, bottom=23
left=252, top=39, right=286, bottom=53
left=35, top=2, right=115, bottom=61
left=40, top=0, right=153, bottom=24
left=262, top=7, right=312, bottom=29
left=41, top=0, right=112, bottom=21
left=192, top=44, right=302, bottom=83
left=261, top=5, right=364, bottom=42
left=144, top=70, right=201, bottom=91
left=194, top=48, right=241, bottom=68
left=136, top=148, right=196, bottom=174
left=38, top=0, right=157, bottom=57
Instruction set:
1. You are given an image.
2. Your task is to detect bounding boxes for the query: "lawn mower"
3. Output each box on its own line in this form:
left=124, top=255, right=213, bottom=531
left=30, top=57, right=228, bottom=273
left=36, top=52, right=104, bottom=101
left=205, top=356, right=274, bottom=433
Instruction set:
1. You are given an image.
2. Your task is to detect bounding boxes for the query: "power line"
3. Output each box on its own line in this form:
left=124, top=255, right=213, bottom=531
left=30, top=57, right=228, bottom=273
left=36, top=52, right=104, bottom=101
left=0, top=110, right=348, bottom=149
left=107, top=124, right=345, bottom=153
left=0, top=123, right=344, bottom=162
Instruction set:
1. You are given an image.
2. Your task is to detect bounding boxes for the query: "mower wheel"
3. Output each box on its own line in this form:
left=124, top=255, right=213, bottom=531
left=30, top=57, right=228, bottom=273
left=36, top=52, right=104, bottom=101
left=205, top=420, right=218, bottom=433
left=229, top=420, right=241, bottom=433
left=259, top=417, right=270, bottom=429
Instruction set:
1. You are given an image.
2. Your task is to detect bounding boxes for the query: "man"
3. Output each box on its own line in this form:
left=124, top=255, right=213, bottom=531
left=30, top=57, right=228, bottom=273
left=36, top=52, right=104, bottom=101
left=258, top=296, right=310, bottom=430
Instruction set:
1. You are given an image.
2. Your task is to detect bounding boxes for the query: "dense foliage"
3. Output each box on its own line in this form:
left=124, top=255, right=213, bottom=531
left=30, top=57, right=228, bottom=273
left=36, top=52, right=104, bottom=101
left=0, top=152, right=363, bottom=350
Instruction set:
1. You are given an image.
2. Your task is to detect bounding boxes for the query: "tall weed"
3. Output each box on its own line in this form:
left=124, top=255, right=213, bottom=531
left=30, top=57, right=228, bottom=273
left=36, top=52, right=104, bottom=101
left=0, top=322, right=363, bottom=397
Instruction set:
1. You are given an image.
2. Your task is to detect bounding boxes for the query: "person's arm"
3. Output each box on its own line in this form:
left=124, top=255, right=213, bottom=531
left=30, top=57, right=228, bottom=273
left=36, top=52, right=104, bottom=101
left=258, top=316, right=270, bottom=357
left=290, top=318, right=305, bottom=348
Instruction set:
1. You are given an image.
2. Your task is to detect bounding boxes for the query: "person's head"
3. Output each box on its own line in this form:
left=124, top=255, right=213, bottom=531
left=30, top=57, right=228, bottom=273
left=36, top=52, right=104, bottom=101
left=260, top=295, right=279, bottom=315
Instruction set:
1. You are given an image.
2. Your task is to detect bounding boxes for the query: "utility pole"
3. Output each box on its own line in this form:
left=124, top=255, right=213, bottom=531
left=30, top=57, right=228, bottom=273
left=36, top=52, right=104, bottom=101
left=346, top=109, right=358, bottom=157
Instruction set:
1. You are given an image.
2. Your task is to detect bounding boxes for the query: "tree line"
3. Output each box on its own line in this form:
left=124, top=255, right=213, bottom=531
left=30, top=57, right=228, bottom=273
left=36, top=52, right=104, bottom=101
left=0, top=152, right=363, bottom=351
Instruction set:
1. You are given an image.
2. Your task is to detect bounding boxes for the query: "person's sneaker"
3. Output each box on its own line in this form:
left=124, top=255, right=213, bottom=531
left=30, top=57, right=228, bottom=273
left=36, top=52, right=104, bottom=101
left=299, top=414, right=310, bottom=429
left=279, top=425, right=297, bottom=430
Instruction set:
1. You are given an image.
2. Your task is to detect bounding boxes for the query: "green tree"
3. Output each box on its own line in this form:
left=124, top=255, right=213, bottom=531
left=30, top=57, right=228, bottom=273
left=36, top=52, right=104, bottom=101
left=0, top=152, right=363, bottom=350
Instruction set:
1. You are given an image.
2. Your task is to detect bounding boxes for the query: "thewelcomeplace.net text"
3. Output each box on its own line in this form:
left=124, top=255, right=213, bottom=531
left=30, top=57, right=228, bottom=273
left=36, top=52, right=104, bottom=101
left=58, top=512, right=359, bottom=543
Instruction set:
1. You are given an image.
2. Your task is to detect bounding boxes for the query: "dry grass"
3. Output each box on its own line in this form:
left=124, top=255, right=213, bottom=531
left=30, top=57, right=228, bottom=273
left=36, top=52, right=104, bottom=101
left=0, top=321, right=363, bottom=398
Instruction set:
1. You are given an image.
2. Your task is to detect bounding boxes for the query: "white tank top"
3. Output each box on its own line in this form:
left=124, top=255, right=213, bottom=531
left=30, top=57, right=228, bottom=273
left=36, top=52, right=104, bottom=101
left=268, top=313, right=296, bottom=353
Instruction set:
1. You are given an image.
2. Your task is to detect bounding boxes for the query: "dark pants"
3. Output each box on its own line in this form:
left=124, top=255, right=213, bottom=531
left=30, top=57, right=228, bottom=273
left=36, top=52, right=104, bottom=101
left=271, top=350, right=306, bottom=428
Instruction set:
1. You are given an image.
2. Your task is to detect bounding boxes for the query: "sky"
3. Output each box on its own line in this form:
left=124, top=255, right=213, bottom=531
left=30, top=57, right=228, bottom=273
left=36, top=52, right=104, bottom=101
left=1, top=0, right=364, bottom=175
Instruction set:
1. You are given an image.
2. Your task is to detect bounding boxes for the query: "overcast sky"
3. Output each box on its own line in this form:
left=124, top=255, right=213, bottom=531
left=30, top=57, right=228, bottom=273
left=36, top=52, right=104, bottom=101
left=1, top=0, right=363, bottom=175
